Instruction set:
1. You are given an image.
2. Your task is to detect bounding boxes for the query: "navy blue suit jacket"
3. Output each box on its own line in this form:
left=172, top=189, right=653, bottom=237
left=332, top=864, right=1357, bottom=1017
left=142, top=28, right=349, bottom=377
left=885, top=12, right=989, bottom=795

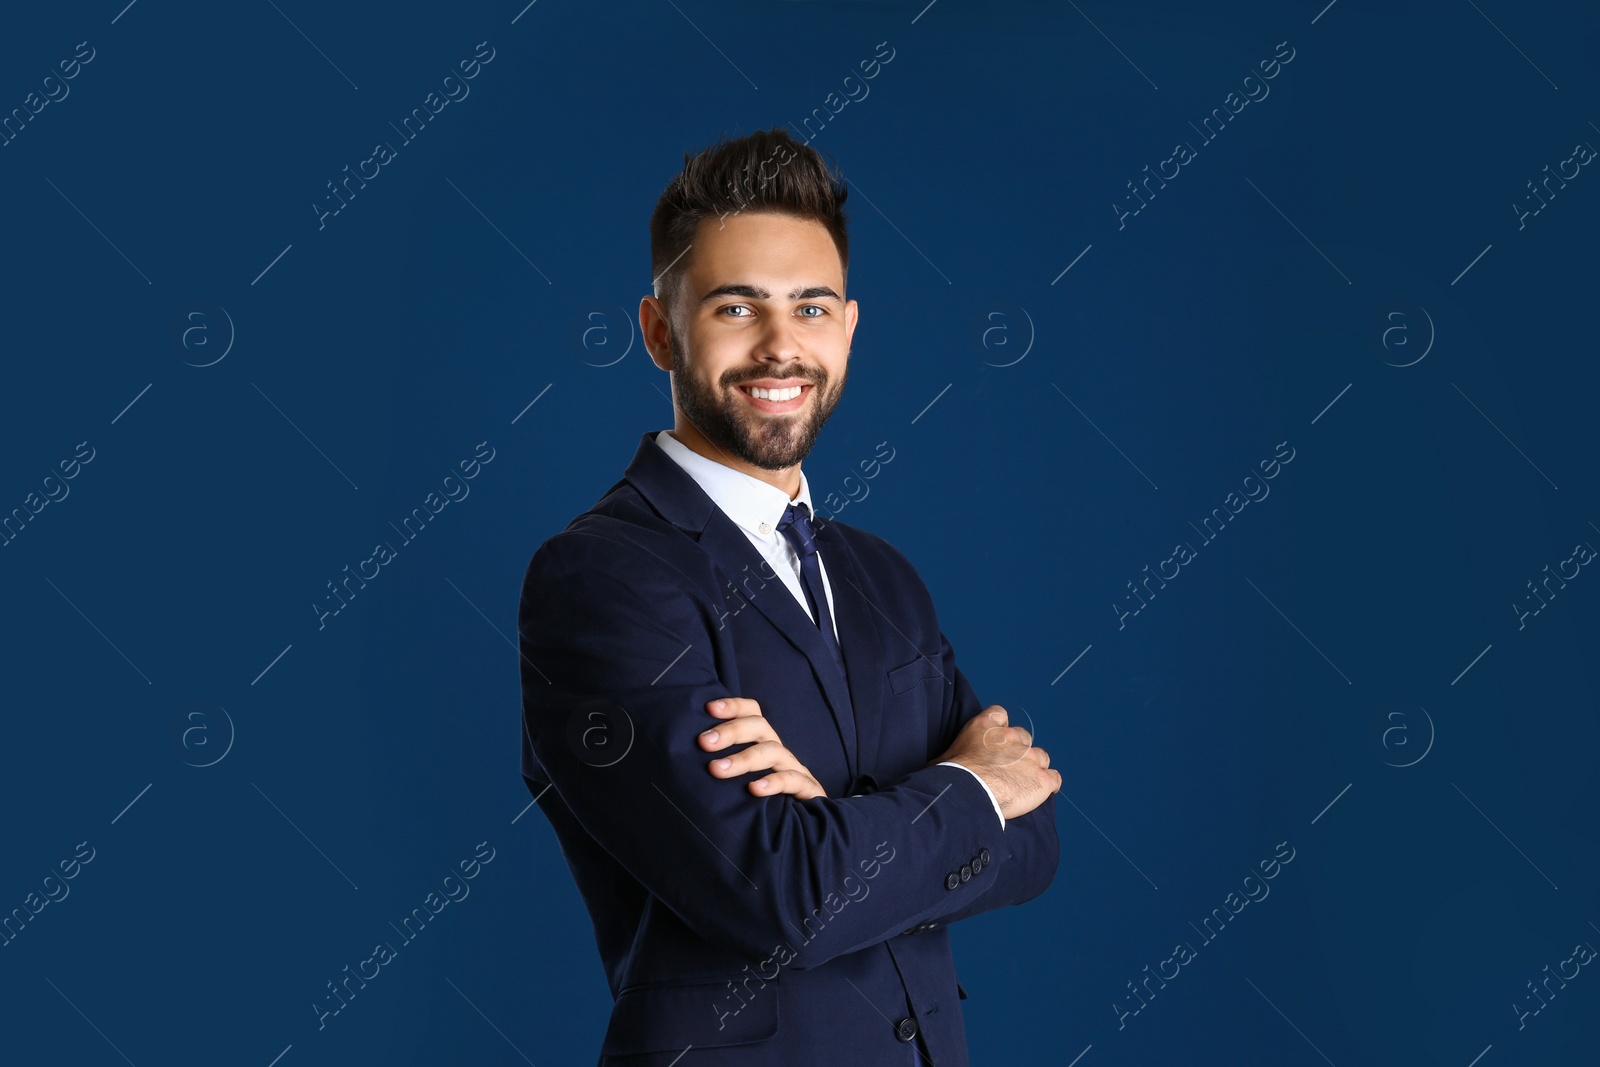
left=518, top=431, right=1059, bottom=1065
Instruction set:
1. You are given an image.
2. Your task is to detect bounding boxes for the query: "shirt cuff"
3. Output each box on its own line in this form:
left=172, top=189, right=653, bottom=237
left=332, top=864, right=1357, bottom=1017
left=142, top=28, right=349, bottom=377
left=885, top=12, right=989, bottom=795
left=936, top=761, right=1005, bottom=830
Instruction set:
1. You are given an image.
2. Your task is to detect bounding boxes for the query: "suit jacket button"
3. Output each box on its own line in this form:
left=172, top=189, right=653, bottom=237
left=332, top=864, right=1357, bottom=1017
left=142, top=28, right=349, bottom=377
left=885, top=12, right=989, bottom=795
left=979, top=847, right=991, bottom=865
left=960, top=863, right=972, bottom=882
left=945, top=871, right=960, bottom=890
left=894, top=1017, right=918, bottom=1042
left=971, top=852, right=984, bottom=872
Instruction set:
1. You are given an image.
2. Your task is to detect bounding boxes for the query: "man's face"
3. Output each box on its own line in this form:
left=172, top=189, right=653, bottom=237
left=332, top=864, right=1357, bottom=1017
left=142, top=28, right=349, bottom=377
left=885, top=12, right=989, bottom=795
left=644, top=211, right=857, bottom=473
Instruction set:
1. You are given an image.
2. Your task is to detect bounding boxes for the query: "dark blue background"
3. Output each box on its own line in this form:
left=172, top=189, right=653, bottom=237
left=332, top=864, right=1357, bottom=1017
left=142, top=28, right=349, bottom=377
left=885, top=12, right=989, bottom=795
left=2, top=1, right=1596, bottom=1063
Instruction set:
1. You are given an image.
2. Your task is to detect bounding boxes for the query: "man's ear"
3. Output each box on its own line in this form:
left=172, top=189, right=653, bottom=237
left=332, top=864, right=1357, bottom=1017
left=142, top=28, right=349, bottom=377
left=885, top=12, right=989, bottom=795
left=639, top=295, right=673, bottom=372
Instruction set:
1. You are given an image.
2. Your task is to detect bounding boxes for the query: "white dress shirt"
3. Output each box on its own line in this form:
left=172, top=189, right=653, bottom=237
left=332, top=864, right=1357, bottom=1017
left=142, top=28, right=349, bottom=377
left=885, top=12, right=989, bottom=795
left=653, top=430, right=1005, bottom=829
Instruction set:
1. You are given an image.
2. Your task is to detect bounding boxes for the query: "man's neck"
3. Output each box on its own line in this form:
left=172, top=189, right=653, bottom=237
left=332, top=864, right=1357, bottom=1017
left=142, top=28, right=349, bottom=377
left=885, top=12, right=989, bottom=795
left=667, top=424, right=800, bottom=498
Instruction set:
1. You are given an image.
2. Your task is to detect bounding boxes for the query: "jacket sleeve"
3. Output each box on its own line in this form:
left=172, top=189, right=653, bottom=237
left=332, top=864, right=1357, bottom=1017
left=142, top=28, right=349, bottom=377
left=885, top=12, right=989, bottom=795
left=518, top=532, right=1009, bottom=970
left=887, top=630, right=1060, bottom=928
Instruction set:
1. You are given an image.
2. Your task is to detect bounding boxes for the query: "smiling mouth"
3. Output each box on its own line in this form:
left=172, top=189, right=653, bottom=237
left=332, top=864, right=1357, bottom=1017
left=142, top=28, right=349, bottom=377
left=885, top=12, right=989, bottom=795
left=737, top=383, right=811, bottom=413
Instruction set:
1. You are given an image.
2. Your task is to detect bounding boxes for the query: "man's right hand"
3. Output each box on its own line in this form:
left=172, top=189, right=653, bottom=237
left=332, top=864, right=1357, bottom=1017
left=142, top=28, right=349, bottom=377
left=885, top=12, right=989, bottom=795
left=934, top=706, right=1061, bottom=820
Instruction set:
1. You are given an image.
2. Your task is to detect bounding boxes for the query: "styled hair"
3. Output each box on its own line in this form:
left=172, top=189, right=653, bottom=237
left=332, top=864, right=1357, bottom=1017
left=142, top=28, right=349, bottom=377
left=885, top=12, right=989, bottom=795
left=649, top=126, right=850, bottom=322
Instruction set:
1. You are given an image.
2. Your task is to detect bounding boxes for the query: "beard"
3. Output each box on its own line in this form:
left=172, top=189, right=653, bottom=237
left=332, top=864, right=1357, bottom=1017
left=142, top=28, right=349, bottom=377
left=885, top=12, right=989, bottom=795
left=669, top=331, right=847, bottom=471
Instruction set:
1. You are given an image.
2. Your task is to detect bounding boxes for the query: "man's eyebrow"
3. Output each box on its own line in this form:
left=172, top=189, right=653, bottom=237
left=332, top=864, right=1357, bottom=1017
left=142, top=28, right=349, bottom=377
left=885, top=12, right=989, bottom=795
left=698, top=284, right=843, bottom=305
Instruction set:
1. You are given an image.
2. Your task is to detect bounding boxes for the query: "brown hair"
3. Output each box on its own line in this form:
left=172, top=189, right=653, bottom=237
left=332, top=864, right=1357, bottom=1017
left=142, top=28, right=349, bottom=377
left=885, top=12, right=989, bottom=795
left=649, top=126, right=850, bottom=322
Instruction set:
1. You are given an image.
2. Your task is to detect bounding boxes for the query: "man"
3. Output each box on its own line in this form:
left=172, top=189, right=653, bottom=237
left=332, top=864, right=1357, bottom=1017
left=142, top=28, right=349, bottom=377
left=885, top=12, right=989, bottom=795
left=518, top=127, right=1060, bottom=1065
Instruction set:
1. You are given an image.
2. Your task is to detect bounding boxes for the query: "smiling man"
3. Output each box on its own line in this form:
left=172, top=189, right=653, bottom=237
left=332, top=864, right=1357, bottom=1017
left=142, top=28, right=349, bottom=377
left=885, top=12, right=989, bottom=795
left=518, top=127, right=1061, bottom=1066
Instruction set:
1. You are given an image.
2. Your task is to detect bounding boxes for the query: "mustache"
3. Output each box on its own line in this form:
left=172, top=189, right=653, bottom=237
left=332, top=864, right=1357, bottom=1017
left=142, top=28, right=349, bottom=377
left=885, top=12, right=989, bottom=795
left=725, top=370, right=822, bottom=387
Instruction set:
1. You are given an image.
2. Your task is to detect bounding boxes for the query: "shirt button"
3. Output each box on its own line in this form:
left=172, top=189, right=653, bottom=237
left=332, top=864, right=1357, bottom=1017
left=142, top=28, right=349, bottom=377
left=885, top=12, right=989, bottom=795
left=758, top=522, right=771, bottom=535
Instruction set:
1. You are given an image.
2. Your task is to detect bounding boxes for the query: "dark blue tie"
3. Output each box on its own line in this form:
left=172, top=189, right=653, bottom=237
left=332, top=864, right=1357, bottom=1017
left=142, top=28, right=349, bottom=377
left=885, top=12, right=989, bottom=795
left=776, top=501, right=847, bottom=683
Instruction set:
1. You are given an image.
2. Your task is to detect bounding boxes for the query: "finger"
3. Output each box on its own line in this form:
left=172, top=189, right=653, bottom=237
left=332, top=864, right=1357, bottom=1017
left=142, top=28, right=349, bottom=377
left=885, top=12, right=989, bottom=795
left=709, top=740, right=793, bottom=777
left=1033, top=746, right=1050, bottom=770
left=750, top=770, right=826, bottom=801
left=699, top=714, right=777, bottom=751
left=706, top=697, right=764, bottom=720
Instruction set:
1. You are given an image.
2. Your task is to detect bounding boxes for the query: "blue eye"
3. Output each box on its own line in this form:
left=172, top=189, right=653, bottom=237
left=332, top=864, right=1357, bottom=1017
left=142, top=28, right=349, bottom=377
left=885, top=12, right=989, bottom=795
left=798, top=305, right=826, bottom=317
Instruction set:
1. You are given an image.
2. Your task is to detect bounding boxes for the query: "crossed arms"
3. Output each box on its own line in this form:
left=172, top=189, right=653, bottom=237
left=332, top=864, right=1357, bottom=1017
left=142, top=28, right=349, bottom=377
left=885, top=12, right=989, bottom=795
left=519, top=531, right=1060, bottom=969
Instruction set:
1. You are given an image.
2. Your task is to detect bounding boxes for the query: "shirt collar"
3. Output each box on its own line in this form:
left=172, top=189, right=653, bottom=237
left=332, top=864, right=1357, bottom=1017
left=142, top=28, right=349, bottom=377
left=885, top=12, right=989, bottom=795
left=654, top=429, right=815, bottom=543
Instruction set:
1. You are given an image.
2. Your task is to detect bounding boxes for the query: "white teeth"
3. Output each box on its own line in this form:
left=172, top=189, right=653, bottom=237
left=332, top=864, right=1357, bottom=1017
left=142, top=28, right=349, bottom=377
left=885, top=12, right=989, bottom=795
left=747, top=385, right=803, bottom=401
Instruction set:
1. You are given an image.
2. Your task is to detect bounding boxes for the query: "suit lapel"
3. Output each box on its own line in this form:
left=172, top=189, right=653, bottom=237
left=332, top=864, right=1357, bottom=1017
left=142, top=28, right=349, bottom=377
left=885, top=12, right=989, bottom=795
left=621, top=433, right=874, bottom=783
left=812, top=519, right=887, bottom=786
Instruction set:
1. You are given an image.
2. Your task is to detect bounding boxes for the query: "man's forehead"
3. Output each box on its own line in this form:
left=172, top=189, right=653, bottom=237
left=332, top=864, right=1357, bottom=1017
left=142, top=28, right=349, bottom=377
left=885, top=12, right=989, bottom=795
left=687, top=214, right=843, bottom=290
